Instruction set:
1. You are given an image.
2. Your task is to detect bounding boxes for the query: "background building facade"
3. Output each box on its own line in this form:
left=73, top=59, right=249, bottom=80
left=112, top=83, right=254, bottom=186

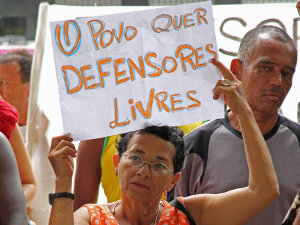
left=0, top=0, right=296, bottom=44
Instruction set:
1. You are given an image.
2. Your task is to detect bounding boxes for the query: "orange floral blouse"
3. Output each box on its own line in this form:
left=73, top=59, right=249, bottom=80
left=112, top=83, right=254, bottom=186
left=84, top=197, right=192, bottom=225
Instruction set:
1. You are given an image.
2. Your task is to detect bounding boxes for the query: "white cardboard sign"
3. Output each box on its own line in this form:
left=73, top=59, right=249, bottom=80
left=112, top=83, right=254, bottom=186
left=50, top=1, right=223, bottom=140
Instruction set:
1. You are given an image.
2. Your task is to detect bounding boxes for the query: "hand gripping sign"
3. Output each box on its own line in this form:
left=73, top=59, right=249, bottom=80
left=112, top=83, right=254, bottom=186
left=50, top=1, right=223, bottom=141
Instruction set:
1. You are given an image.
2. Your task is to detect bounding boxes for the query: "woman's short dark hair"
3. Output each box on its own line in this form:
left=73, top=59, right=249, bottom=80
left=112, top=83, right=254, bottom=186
left=116, top=125, right=185, bottom=173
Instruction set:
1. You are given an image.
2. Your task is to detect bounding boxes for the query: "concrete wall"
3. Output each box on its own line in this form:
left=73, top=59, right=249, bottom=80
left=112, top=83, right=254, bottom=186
left=0, top=0, right=53, bottom=40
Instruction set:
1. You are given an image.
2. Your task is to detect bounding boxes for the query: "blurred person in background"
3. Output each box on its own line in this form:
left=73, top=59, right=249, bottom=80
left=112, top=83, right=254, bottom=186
left=0, top=49, right=41, bottom=222
left=0, top=49, right=31, bottom=130
left=0, top=132, right=30, bottom=225
left=0, top=96, right=36, bottom=224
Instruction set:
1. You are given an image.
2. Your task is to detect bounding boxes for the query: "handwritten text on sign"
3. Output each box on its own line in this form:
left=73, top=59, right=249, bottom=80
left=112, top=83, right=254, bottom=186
left=50, top=1, right=223, bottom=140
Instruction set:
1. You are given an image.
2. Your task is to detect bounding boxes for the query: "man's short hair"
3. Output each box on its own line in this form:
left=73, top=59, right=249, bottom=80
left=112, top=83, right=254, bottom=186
left=116, top=125, right=185, bottom=173
left=238, top=25, right=295, bottom=65
left=0, top=49, right=32, bottom=83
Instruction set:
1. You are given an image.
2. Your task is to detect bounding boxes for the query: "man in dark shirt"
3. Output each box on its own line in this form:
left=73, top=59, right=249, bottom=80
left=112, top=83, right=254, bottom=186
left=174, top=25, right=300, bottom=225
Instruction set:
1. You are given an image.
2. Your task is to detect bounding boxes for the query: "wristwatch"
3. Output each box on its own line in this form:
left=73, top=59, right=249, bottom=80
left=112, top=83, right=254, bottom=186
left=49, top=192, right=75, bottom=205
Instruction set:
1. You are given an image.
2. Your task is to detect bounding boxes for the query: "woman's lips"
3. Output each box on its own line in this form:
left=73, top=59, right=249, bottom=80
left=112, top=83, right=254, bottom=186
left=130, top=182, right=150, bottom=189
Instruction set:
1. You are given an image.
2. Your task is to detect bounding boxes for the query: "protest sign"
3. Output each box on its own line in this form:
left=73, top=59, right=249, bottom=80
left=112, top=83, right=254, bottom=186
left=50, top=1, right=222, bottom=140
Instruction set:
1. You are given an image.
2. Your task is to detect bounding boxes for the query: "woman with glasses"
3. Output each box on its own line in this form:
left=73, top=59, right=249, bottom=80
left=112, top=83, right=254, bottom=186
left=48, top=59, right=279, bottom=225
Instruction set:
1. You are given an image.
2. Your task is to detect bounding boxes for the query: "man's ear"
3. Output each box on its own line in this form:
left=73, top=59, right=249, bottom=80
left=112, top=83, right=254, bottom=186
left=113, top=153, right=120, bottom=175
left=168, top=172, right=181, bottom=191
left=230, top=59, right=243, bottom=81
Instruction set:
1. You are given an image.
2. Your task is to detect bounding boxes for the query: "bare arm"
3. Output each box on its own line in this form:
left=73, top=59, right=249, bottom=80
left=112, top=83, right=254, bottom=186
left=184, top=60, right=279, bottom=225
left=0, top=133, right=28, bottom=225
left=74, top=207, right=91, bottom=225
left=73, top=138, right=104, bottom=211
left=9, top=124, right=37, bottom=204
left=294, top=212, right=300, bottom=225
left=48, top=134, right=91, bottom=225
left=48, top=134, right=76, bottom=225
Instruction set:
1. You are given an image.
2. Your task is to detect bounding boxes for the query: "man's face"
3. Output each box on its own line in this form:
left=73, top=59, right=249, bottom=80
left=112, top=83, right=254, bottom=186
left=0, top=61, right=29, bottom=112
left=240, top=35, right=297, bottom=115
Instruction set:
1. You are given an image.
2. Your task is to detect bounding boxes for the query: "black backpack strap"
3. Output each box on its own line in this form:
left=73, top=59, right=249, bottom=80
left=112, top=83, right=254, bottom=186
left=169, top=198, right=196, bottom=225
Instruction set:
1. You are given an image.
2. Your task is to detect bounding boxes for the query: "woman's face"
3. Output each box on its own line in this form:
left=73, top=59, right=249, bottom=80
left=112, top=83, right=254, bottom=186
left=114, top=133, right=180, bottom=202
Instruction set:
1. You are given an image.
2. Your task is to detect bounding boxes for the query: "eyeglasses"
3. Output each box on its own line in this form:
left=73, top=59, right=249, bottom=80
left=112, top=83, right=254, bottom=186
left=122, top=153, right=173, bottom=176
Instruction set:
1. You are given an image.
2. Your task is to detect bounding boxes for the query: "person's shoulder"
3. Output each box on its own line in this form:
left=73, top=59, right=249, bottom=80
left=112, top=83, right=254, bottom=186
left=74, top=205, right=92, bottom=224
left=0, top=132, right=28, bottom=225
left=0, top=131, right=7, bottom=141
left=278, top=115, right=300, bottom=143
left=184, top=118, right=224, bottom=140
left=280, top=115, right=300, bottom=125
left=83, top=203, right=110, bottom=212
left=183, top=118, right=225, bottom=156
left=0, top=99, right=19, bottom=139
left=0, top=132, right=13, bottom=155
left=0, top=98, right=18, bottom=119
left=0, top=131, right=20, bottom=175
left=81, top=203, right=115, bottom=221
left=279, top=115, right=300, bottom=133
